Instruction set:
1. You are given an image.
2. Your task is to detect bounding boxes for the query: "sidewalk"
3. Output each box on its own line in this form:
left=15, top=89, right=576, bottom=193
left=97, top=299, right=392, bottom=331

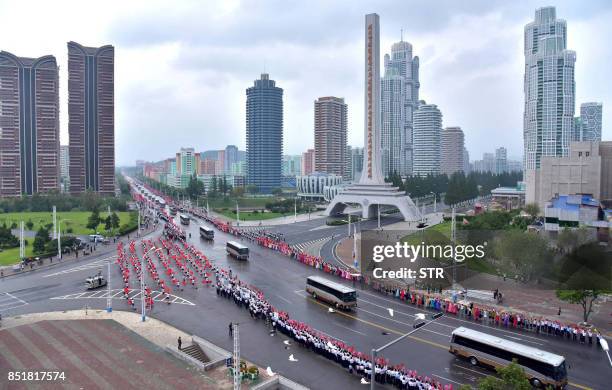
left=0, top=224, right=158, bottom=279
left=205, top=209, right=327, bottom=227
left=334, top=231, right=612, bottom=333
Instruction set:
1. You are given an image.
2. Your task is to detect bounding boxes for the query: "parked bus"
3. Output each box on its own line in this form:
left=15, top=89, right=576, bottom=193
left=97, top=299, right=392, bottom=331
left=226, top=241, right=249, bottom=260
left=305, top=275, right=357, bottom=310
left=179, top=214, right=190, bottom=225
left=450, top=327, right=567, bottom=389
left=199, top=225, right=214, bottom=240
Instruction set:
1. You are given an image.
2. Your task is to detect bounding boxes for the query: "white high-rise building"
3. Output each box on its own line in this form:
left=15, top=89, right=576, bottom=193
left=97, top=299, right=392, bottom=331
left=495, top=147, right=508, bottom=174
left=412, top=101, right=442, bottom=176
left=381, top=40, right=420, bottom=176
left=440, top=127, right=464, bottom=176
left=580, top=102, right=603, bottom=142
left=524, top=7, right=576, bottom=197
left=381, top=67, right=405, bottom=177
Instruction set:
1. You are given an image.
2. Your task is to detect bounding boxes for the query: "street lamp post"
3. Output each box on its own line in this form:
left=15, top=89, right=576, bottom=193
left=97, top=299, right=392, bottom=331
left=370, top=313, right=444, bottom=390
left=376, top=201, right=381, bottom=230
left=236, top=201, right=240, bottom=226
left=430, top=192, right=437, bottom=213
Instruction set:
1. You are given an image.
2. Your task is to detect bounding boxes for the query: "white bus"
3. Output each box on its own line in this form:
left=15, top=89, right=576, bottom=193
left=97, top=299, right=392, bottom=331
left=450, top=327, right=568, bottom=389
left=305, top=276, right=357, bottom=310
left=199, top=225, right=214, bottom=240
left=226, top=241, right=249, bottom=260
left=179, top=214, right=190, bottom=225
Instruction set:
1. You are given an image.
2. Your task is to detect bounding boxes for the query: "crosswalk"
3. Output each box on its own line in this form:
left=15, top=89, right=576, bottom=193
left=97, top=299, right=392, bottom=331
left=465, top=289, right=496, bottom=302
left=50, top=288, right=195, bottom=306
left=0, top=292, right=28, bottom=312
left=290, top=237, right=330, bottom=253
left=42, top=257, right=114, bottom=278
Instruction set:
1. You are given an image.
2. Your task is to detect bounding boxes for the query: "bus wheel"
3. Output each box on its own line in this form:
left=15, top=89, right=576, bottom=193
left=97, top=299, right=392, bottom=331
left=469, top=357, right=478, bottom=366
left=529, top=378, right=542, bottom=388
left=312, top=292, right=317, bottom=299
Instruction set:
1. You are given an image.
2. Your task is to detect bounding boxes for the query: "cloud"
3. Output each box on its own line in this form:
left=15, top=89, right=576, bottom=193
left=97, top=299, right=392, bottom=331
left=1, top=0, right=611, bottom=165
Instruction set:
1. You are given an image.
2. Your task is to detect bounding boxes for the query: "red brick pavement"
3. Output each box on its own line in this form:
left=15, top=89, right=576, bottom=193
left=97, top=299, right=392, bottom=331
left=0, top=320, right=219, bottom=389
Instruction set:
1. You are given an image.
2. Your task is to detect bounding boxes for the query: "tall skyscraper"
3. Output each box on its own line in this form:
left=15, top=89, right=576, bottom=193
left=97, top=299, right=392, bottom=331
left=67, top=41, right=115, bottom=195
left=382, top=39, right=420, bottom=175
left=523, top=7, right=575, bottom=174
left=412, top=101, right=442, bottom=176
left=314, top=96, right=347, bottom=178
left=282, top=155, right=302, bottom=176
left=301, top=148, right=315, bottom=176
left=440, top=127, right=464, bottom=176
left=580, top=102, right=602, bottom=141
left=176, top=147, right=196, bottom=176
left=380, top=67, right=405, bottom=177
left=463, top=147, right=471, bottom=174
left=245, top=73, right=283, bottom=193
left=0, top=51, right=59, bottom=197
left=224, top=145, right=239, bottom=173
left=495, top=147, right=508, bottom=174
left=350, top=147, right=364, bottom=182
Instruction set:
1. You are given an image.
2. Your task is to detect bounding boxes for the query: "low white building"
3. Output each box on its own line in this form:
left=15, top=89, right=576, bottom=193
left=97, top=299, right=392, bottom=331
left=296, top=173, right=343, bottom=200
left=544, top=194, right=603, bottom=231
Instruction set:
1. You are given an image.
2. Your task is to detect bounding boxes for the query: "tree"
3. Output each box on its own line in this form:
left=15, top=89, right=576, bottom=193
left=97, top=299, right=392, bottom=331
left=186, top=174, right=204, bottom=199
left=232, top=187, right=245, bottom=197
left=111, top=212, right=121, bottom=230
left=272, top=187, right=283, bottom=196
left=557, top=227, right=591, bottom=253
left=556, top=290, right=604, bottom=324
left=26, top=219, right=34, bottom=230
left=104, top=215, right=112, bottom=231
left=494, top=230, right=552, bottom=282
left=523, top=203, right=540, bottom=219
left=33, top=227, right=50, bottom=254
left=476, top=361, right=531, bottom=390
left=246, top=184, right=258, bottom=194
left=87, top=208, right=101, bottom=232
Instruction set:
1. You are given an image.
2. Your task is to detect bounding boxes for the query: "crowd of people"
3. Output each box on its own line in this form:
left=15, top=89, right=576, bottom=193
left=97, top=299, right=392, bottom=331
left=190, top=208, right=606, bottom=349
left=192, top=240, right=452, bottom=389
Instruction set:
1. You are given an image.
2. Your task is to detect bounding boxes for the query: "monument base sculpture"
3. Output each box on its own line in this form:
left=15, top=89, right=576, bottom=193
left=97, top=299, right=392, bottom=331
left=325, top=183, right=420, bottom=222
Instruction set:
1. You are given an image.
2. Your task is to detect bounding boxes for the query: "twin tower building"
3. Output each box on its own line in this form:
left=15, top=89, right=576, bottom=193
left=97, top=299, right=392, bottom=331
left=0, top=42, right=115, bottom=197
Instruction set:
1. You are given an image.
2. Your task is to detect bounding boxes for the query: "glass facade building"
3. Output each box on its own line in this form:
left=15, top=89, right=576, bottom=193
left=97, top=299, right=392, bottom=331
left=246, top=73, right=283, bottom=193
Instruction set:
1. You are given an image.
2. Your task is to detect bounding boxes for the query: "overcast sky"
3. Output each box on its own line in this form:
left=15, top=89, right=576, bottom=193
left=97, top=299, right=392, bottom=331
left=1, top=0, right=610, bottom=165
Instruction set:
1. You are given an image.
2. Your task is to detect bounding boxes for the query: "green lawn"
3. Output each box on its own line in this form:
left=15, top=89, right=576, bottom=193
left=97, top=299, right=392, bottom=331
left=0, top=244, right=34, bottom=266
left=0, top=211, right=134, bottom=236
left=401, top=221, right=452, bottom=245
left=214, top=209, right=286, bottom=221
left=203, top=197, right=274, bottom=209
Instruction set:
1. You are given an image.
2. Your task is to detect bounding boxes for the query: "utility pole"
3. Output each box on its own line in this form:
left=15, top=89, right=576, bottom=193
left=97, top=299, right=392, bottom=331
left=52, top=206, right=57, bottom=240
left=19, top=221, right=24, bottom=260
left=348, top=211, right=351, bottom=237
left=236, top=202, right=240, bottom=226
left=141, top=253, right=146, bottom=321
left=233, top=323, right=241, bottom=390
left=451, top=207, right=457, bottom=290
left=57, top=221, right=61, bottom=259
left=107, top=260, right=112, bottom=312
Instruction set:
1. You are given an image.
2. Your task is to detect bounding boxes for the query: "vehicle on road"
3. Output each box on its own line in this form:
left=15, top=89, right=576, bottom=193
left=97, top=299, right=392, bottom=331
left=85, top=274, right=107, bottom=289
left=170, top=206, right=178, bottom=215
left=449, top=327, right=568, bottom=389
left=305, top=275, right=357, bottom=310
left=199, top=225, right=214, bottom=240
left=179, top=214, right=190, bottom=225
left=88, top=234, right=109, bottom=244
left=226, top=241, right=249, bottom=260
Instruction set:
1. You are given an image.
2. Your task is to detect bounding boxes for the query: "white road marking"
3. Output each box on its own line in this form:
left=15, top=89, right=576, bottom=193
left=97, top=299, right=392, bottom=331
left=334, top=322, right=368, bottom=336
left=50, top=289, right=195, bottom=306
left=356, top=289, right=548, bottom=344
left=42, top=256, right=115, bottom=278
left=432, top=374, right=464, bottom=385
left=275, top=295, right=292, bottom=304
left=0, top=292, right=28, bottom=312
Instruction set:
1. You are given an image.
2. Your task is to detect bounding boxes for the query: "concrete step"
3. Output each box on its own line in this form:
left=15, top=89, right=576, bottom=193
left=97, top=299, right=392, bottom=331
left=181, top=344, right=209, bottom=363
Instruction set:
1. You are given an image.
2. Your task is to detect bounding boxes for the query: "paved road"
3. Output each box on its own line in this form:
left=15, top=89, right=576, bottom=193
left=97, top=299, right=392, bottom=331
left=0, top=216, right=608, bottom=389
